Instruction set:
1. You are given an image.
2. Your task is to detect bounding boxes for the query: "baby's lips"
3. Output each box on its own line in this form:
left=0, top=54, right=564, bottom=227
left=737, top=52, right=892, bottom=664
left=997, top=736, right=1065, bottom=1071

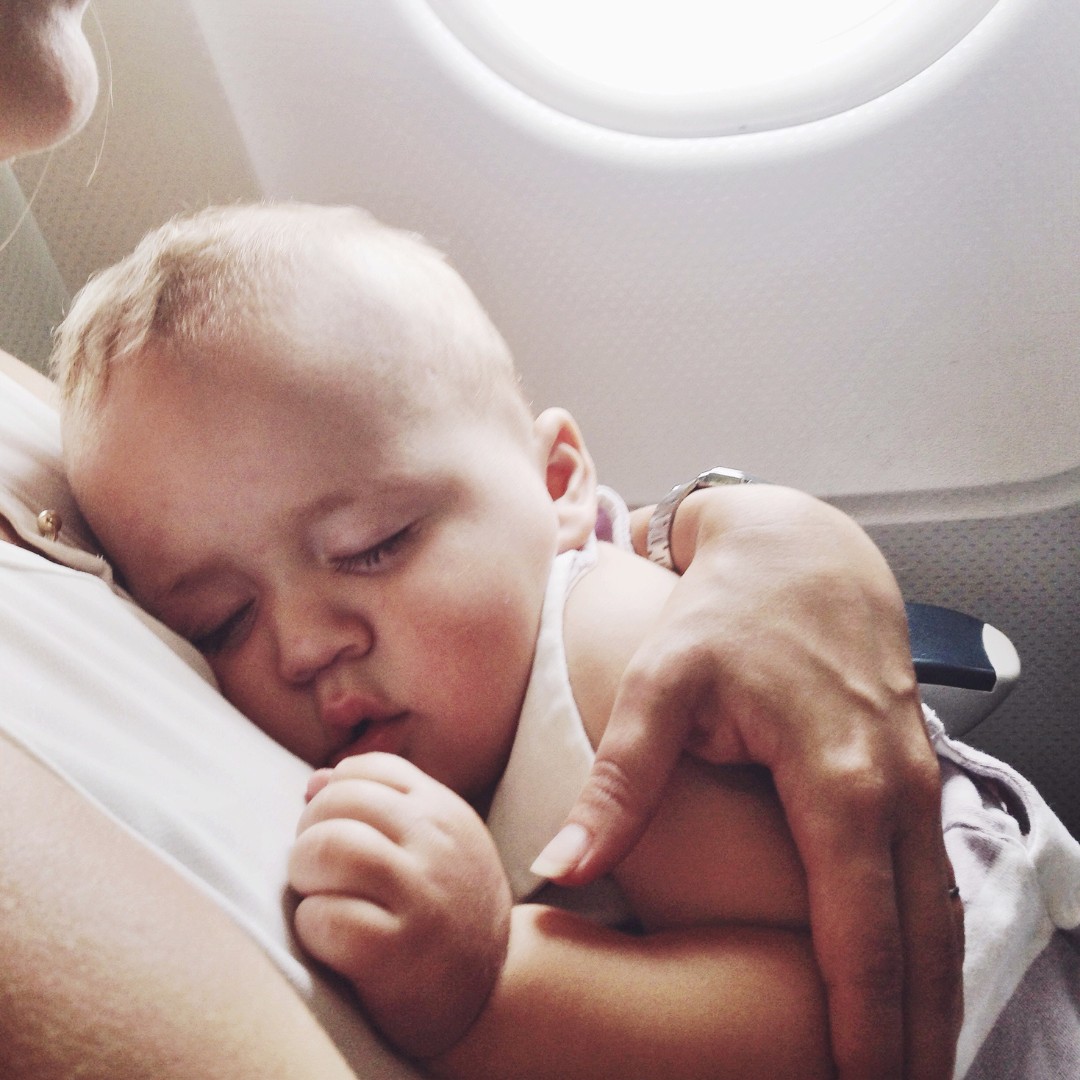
left=305, top=767, right=334, bottom=803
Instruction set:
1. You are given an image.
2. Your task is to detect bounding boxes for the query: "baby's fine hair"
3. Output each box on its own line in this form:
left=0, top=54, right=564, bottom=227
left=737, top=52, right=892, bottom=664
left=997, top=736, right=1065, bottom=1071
left=51, top=201, right=526, bottom=437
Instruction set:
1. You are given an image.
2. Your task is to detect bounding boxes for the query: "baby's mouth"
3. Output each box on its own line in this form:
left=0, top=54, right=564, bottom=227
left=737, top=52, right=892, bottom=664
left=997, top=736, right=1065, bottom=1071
left=336, top=717, right=374, bottom=757
left=329, top=712, right=408, bottom=767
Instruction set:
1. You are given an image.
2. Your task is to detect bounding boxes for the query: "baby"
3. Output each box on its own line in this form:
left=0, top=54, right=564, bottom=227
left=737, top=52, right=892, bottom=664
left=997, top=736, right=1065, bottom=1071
left=52, top=203, right=829, bottom=1077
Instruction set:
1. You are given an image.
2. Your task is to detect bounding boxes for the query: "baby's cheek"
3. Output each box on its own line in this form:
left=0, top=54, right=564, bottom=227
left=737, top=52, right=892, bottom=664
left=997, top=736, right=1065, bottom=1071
left=218, top=660, right=315, bottom=762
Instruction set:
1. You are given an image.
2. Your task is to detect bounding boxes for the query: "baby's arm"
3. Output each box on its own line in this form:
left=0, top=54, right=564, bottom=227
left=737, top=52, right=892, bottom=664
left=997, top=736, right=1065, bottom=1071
left=292, top=754, right=828, bottom=1080
left=564, top=542, right=811, bottom=932
left=289, top=753, right=513, bottom=1060
left=432, top=905, right=831, bottom=1080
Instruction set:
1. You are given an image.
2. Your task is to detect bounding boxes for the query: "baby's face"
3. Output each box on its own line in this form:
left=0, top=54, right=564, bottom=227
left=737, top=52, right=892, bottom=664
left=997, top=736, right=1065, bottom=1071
left=71, top=334, right=559, bottom=809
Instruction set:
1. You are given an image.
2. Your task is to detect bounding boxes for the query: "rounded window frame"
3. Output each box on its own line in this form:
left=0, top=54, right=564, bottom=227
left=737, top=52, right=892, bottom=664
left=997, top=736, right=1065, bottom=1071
left=423, top=0, right=1003, bottom=136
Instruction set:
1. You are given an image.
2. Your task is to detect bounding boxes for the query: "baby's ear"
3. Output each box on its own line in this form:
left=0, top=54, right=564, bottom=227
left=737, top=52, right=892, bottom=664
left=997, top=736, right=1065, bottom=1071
left=533, top=408, right=598, bottom=553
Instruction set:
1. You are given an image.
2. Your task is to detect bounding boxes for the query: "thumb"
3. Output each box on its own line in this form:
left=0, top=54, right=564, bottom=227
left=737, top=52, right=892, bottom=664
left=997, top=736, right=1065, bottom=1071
left=531, top=682, right=690, bottom=886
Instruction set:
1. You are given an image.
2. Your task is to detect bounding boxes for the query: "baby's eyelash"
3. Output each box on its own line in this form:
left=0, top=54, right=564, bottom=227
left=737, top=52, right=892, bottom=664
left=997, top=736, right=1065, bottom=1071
left=334, top=525, right=414, bottom=573
left=190, top=601, right=255, bottom=655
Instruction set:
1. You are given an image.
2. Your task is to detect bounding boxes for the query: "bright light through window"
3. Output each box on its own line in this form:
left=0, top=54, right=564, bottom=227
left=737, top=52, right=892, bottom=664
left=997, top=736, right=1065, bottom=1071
left=475, top=0, right=896, bottom=95
left=425, top=0, right=1001, bottom=135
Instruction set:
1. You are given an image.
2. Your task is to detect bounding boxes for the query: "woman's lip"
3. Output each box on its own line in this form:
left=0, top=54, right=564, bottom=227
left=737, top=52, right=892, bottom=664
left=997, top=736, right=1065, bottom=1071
left=328, top=712, right=409, bottom=767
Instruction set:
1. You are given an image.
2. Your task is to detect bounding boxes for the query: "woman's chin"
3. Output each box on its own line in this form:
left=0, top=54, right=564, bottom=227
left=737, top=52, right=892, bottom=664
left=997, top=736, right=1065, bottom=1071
left=0, top=6, right=98, bottom=160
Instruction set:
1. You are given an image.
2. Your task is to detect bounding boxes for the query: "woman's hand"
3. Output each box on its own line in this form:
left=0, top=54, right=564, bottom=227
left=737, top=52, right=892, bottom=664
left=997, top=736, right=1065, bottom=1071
left=290, top=753, right=513, bottom=1061
left=534, top=484, right=964, bottom=1080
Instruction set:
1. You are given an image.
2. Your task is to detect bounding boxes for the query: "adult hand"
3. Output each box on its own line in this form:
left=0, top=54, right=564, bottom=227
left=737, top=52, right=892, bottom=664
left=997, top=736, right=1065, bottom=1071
left=532, top=485, right=964, bottom=1080
left=291, top=753, right=513, bottom=1060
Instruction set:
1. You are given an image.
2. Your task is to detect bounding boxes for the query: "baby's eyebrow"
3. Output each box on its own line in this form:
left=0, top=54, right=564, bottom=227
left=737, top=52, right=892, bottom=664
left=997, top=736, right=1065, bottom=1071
left=295, top=479, right=437, bottom=535
left=288, top=491, right=357, bottom=525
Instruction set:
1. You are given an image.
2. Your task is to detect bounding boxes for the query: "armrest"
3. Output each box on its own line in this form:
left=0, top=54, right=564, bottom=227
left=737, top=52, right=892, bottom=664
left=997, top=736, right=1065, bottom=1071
left=906, top=602, right=1021, bottom=737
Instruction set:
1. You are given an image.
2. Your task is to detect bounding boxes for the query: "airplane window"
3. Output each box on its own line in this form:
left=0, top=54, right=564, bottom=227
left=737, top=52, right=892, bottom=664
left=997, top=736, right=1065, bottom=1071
left=424, top=0, right=1001, bottom=135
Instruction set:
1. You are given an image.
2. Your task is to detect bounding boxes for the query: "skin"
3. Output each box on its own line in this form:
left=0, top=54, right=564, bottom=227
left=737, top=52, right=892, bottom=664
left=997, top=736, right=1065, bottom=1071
left=65, top=315, right=580, bottom=1055
left=297, top=761, right=834, bottom=1080
left=292, top=754, right=517, bottom=1060
left=281, top=417, right=837, bottom=1080
left=4, top=3, right=963, bottom=1070
left=0, top=352, right=55, bottom=545
left=68, top=262, right=963, bottom=1077
left=435, top=905, right=830, bottom=1080
left=0, top=0, right=98, bottom=160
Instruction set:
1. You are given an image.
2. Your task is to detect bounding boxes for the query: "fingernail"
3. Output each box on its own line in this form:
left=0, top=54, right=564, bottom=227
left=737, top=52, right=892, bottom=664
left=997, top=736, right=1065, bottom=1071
left=531, top=823, right=589, bottom=879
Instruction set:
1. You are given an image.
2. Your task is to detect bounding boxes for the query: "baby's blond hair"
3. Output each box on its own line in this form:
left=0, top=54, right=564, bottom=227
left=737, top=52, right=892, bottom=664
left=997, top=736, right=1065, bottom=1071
left=52, top=202, right=528, bottom=445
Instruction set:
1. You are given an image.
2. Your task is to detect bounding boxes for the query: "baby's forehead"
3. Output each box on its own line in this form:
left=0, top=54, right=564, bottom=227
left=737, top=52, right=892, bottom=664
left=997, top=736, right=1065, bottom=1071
left=135, top=333, right=484, bottom=471
left=211, top=305, right=467, bottom=408
left=196, top=260, right=518, bottom=418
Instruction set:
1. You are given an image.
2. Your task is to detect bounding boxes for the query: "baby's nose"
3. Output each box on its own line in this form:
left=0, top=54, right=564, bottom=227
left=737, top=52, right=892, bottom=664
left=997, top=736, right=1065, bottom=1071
left=273, top=594, right=373, bottom=685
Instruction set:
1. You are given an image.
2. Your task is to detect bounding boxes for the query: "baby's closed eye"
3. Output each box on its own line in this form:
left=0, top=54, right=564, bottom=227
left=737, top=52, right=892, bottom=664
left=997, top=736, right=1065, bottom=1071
left=189, top=600, right=256, bottom=655
left=331, top=524, right=415, bottom=574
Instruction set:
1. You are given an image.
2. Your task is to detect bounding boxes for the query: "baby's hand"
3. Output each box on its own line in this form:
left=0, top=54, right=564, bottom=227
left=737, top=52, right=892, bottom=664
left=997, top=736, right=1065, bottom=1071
left=289, top=753, right=512, bottom=1060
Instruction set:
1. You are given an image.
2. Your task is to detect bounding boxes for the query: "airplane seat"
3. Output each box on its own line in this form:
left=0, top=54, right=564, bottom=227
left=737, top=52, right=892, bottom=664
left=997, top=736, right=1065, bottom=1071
left=907, top=602, right=1020, bottom=737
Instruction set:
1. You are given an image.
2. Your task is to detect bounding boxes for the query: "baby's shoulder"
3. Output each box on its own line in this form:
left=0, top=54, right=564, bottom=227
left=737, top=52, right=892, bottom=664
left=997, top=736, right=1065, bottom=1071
left=562, top=542, right=676, bottom=750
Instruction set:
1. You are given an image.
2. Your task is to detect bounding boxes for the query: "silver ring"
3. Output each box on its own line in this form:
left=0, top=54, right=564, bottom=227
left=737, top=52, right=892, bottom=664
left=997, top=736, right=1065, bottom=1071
left=947, top=885, right=961, bottom=900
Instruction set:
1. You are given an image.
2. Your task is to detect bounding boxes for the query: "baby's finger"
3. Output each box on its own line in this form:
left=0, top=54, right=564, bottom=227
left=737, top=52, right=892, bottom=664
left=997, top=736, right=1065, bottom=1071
left=293, top=892, right=398, bottom=985
left=322, top=751, right=429, bottom=793
left=289, top=817, right=411, bottom=903
left=297, top=775, right=420, bottom=843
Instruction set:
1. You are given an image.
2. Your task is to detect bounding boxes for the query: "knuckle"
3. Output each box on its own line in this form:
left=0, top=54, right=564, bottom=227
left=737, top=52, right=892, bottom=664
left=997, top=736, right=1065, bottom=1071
left=288, top=825, right=335, bottom=891
left=291, top=818, right=382, bottom=895
left=578, top=756, right=643, bottom=820
left=304, top=819, right=347, bottom=862
left=817, top=758, right=894, bottom=824
left=294, top=895, right=346, bottom=958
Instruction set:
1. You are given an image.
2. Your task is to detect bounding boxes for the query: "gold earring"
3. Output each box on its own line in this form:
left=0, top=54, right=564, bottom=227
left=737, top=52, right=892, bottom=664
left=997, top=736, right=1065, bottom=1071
left=36, top=509, right=62, bottom=541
